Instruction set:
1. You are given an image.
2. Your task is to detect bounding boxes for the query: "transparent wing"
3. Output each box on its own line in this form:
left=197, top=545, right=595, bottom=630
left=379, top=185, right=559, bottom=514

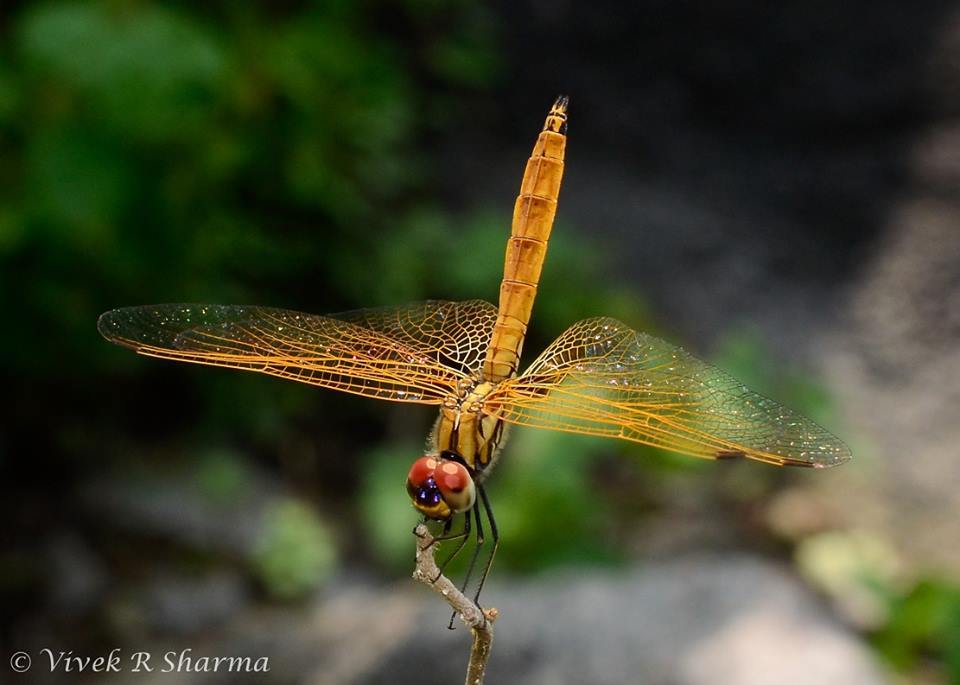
left=484, top=317, right=851, bottom=467
left=98, top=300, right=498, bottom=404
left=331, top=300, right=497, bottom=377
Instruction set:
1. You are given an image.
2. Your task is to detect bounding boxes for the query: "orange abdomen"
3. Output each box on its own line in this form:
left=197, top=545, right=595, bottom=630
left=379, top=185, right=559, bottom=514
left=482, top=97, right=568, bottom=382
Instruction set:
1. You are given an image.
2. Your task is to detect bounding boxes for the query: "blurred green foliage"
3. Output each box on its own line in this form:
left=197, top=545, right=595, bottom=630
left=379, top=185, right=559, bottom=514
left=195, top=448, right=255, bottom=506
left=359, top=441, right=422, bottom=569
left=482, top=428, right=622, bottom=571
left=0, top=0, right=505, bottom=637
left=251, top=499, right=337, bottom=600
left=1, top=0, right=498, bottom=377
left=796, top=530, right=901, bottom=627
left=874, top=577, right=960, bottom=684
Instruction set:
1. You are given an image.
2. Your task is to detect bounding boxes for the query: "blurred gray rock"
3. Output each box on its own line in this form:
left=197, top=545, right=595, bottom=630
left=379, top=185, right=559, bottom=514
left=823, top=197, right=960, bottom=571
left=45, top=531, right=107, bottom=615
left=111, top=555, right=884, bottom=685
left=139, top=571, right=249, bottom=636
left=79, top=466, right=277, bottom=557
left=364, top=555, right=886, bottom=685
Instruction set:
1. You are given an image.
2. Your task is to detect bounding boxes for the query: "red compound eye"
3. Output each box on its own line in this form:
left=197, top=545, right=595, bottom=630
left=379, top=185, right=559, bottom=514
left=406, top=456, right=451, bottom=520
left=406, top=456, right=438, bottom=489
left=435, top=460, right=476, bottom=514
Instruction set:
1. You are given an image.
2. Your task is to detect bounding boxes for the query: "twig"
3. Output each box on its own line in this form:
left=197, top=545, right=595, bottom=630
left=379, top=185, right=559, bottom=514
left=412, top=523, right=497, bottom=685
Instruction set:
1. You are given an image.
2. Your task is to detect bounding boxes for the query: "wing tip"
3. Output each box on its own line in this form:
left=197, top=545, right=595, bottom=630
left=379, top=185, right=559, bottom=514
left=97, top=308, right=121, bottom=341
left=810, top=445, right=854, bottom=469
left=804, top=433, right=854, bottom=469
left=96, top=304, right=180, bottom=348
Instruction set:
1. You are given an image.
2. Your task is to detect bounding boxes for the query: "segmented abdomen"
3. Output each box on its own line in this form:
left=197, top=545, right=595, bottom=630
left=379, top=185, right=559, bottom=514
left=482, top=97, right=568, bottom=382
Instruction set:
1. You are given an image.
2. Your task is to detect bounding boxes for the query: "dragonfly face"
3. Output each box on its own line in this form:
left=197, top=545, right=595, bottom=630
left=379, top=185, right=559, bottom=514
left=406, top=455, right=476, bottom=520
left=98, top=96, right=850, bottom=604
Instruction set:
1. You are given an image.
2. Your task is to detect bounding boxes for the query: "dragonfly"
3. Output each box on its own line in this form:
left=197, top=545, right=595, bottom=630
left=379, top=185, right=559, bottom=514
left=99, top=96, right=851, bottom=607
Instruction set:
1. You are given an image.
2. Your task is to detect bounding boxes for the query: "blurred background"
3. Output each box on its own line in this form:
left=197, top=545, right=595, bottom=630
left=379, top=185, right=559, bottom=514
left=2, top=1, right=960, bottom=683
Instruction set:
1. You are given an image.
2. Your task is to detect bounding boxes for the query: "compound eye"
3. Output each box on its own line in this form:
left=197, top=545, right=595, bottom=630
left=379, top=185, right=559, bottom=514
left=407, top=456, right=438, bottom=491
left=434, top=460, right=476, bottom=514
left=406, top=456, right=451, bottom=520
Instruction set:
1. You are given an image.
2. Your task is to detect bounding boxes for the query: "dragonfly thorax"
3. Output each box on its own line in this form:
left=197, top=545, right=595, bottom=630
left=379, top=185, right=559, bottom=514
left=435, top=381, right=504, bottom=473
left=458, top=380, right=496, bottom=413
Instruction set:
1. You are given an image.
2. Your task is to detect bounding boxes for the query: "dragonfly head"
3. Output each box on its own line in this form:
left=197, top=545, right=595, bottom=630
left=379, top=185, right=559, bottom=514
left=406, top=455, right=476, bottom=520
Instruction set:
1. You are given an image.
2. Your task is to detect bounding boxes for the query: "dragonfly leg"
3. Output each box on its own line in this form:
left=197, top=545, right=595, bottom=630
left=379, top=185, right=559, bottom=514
left=414, top=516, right=452, bottom=552
left=435, top=512, right=472, bottom=582
left=472, top=484, right=500, bottom=607
left=448, top=504, right=486, bottom=630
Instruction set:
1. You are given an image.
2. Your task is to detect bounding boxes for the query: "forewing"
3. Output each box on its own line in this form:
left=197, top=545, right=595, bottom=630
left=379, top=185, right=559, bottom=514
left=97, top=300, right=498, bottom=404
left=484, top=318, right=851, bottom=467
left=330, top=300, right=498, bottom=377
